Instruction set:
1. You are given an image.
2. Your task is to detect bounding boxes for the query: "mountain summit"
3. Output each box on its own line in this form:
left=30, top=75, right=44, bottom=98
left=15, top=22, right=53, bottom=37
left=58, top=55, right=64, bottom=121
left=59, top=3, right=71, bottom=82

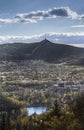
left=0, top=40, right=84, bottom=65
left=40, top=38, right=51, bottom=43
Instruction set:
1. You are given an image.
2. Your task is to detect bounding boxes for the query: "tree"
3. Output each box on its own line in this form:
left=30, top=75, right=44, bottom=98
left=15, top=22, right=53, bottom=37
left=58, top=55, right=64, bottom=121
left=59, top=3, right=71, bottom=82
left=0, top=113, right=6, bottom=130
left=52, top=100, right=61, bottom=117
left=71, top=93, right=84, bottom=129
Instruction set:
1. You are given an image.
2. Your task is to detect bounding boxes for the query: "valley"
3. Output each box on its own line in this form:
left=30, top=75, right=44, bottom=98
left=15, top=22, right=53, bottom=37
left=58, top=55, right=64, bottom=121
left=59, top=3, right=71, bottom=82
left=0, top=60, right=84, bottom=109
left=0, top=40, right=84, bottom=130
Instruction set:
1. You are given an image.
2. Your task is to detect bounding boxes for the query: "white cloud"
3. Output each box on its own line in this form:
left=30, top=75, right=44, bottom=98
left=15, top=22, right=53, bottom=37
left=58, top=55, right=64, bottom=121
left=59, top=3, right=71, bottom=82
left=0, top=7, right=84, bottom=24
left=0, top=18, right=18, bottom=24
left=15, top=7, right=79, bottom=23
left=71, top=24, right=84, bottom=28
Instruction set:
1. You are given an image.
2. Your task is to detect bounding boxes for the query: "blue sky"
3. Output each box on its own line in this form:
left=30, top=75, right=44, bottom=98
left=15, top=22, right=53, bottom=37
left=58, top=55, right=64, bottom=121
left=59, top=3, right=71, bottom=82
left=0, top=0, right=84, bottom=47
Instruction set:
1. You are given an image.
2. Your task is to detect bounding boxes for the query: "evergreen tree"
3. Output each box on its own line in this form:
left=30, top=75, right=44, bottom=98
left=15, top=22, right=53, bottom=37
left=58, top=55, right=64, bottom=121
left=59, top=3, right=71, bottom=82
left=53, top=100, right=61, bottom=117
left=0, top=113, right=6, bottom=130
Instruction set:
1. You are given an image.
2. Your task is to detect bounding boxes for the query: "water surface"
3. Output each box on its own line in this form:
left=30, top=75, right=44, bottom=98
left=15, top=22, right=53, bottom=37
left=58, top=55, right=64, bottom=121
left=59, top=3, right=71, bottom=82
left=27, top=107, right=46, bottom=115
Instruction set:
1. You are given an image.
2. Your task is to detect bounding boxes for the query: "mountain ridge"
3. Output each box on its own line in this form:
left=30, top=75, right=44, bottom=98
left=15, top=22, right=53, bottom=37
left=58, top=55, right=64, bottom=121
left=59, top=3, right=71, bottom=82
left=0, top=39, right=84, bottom=65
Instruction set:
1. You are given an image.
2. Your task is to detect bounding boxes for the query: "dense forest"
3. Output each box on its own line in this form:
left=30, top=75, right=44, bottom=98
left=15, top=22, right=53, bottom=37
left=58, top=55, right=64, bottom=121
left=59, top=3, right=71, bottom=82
left=0, top=93, right=84, bottom=130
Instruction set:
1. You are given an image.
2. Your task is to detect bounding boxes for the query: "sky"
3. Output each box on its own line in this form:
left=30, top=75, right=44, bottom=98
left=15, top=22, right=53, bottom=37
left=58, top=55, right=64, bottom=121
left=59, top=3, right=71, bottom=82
left=0, top=0, right=84, bottom=47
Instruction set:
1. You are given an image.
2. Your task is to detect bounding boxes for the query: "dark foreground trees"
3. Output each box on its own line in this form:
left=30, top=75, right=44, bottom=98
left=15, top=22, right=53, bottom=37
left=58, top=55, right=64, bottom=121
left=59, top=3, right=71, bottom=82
left=71, top=94, right=84, bottom=130
left=0, top=94, right=84, bottom=130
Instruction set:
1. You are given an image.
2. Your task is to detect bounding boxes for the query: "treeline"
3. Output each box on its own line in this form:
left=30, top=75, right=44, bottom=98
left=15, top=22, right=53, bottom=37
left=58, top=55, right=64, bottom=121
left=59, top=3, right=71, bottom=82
left=0, top=94, right=24, bottom=112
left=0, top=94, right=84, bottom=130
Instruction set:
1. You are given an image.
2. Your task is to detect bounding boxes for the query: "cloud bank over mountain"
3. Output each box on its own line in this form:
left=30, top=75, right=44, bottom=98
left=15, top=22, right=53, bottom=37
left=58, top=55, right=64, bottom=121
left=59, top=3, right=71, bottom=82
left=0, top=32, right=84, bottom=47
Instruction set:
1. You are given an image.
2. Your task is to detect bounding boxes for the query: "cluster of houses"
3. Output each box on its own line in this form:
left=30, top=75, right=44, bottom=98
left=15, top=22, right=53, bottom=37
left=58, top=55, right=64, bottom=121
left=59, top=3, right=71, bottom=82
left=0, top=61, right=84, bottom=107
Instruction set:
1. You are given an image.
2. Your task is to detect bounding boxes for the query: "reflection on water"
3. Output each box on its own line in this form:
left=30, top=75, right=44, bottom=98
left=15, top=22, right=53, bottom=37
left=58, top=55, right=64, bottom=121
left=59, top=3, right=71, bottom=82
left=27, top=107, right=46, bottom=115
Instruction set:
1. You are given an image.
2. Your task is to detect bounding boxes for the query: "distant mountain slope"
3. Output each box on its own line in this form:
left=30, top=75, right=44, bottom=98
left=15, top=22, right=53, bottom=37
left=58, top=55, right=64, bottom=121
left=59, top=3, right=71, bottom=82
left=0, top=42, right=39, bottom=60
left=0, top=39, right=84, bottom=65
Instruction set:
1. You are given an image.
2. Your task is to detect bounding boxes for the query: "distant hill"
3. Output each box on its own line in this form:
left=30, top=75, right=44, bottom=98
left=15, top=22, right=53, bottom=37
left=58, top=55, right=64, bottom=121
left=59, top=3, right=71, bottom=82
left=0, top=39, right=84, bottom=65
